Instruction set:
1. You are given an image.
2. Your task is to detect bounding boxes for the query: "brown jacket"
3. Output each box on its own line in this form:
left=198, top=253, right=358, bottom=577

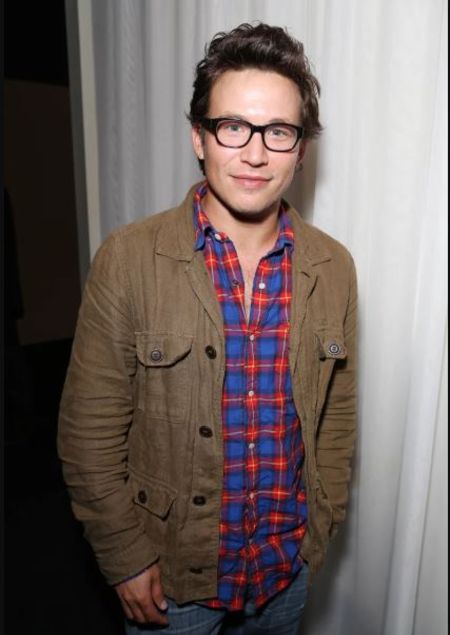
left=58, top=184, right=357, bottom=603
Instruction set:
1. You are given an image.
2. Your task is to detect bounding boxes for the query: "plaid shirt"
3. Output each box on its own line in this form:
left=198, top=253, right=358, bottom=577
left=193, top=184, right=308, bottom=611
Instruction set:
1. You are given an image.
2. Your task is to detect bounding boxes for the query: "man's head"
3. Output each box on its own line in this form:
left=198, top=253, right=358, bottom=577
left=189, top=22, right=322, bottom=172
left=190, top=23, right=322, bottom=223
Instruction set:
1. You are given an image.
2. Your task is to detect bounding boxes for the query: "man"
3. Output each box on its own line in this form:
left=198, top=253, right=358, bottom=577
left=58, top=22, right=357, bottom=634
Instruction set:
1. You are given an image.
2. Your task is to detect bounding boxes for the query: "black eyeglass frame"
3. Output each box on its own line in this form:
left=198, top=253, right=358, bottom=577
left=200, top=117, right=304, bottom=152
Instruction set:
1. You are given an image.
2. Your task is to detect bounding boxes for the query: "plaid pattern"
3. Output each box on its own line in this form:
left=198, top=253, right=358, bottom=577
left=193, top=183, right=307, bottom=611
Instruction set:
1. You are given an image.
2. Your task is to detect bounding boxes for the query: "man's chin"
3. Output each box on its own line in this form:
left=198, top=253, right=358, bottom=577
left=228, top=205, right=277, bottom=223
left=208, top=185, right=280, bottom=222
left=227, top=190, right=283, bottom=220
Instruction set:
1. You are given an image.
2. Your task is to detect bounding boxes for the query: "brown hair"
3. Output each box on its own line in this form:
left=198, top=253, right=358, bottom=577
left=189, top=22, right=323, bottom=142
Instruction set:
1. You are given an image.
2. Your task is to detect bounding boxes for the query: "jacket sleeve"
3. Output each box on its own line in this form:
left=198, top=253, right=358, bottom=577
left=316, top=254, right=358, bottom=535
left=57, top=232, right=158, bottom=585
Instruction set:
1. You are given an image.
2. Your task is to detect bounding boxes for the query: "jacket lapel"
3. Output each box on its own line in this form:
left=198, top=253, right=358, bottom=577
left=185, top=254, right=224, bottom=336
left=155, top=184, right=224, bottom=337
left=287, top=206, right=330, bottom=377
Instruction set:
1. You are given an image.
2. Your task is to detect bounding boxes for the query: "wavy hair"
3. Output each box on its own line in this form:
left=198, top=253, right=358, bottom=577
left=189, top=22, right=323, bottom=141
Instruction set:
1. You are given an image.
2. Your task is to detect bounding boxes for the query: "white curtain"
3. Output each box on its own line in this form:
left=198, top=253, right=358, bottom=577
left=82, top=1, right=448, bottom=633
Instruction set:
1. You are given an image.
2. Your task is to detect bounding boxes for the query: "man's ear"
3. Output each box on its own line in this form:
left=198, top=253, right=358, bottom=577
left=191, top=125, right=205, bottom=161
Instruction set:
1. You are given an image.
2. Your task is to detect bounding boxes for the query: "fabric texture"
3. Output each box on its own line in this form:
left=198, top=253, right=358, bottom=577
left=58, top=184, right=357, bottom=605
left=193, top=184, right=307, bottom=609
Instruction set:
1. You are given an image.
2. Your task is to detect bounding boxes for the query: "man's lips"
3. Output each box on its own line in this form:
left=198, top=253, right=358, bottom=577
left=231, top=174, right=271, bottom=187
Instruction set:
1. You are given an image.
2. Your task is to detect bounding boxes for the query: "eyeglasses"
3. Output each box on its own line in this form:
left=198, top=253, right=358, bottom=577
left=200, top=117, right=304, bottom=152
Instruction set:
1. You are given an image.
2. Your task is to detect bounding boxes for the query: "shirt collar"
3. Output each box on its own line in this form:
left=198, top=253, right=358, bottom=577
left=193, top=182, right=214, bottom=250
left=193, top=182, right=294, bottom=252
left=273, top=204, right=294, bottom=254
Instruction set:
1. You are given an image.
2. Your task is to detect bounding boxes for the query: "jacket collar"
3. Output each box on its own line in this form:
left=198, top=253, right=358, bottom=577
left=155, top=184, right=200, bottom=262
left=155, top=182, right=332, bottom=273
left=284, top=202, right=332, bottom=275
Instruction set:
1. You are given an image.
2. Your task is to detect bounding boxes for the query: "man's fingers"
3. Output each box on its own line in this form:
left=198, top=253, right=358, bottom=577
left=114, top=564, right=168, bottom=625
left=120, top=594, right=167, bottom=626
left=151, top=570, right=168, bottom=611
left=121, top=590, right=167, bottom=625
left=131, top=598, right=168, bottom=625
left=118, top=597, right=134, bottom=621
left=128, top=601, right=149, bottom=625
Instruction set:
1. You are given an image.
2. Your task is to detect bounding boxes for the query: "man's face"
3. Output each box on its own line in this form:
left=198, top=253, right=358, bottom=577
left=192, top=69, right=306, bottom=221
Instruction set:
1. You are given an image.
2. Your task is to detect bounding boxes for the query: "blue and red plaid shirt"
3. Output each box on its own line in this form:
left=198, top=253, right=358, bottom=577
left=193, top=183, right=308, bottom=611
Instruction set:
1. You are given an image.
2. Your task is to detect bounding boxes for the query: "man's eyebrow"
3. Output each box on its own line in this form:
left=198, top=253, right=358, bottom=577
left=214, top=112, right=246, bottom=120
left=214, top=113, right=298, bottom=125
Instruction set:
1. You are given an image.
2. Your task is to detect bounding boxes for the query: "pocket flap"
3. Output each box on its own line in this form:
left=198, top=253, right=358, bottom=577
left=135, top=332, right=193, bottom=367
left=129, top=469, right=177, bottom=519
left=315, top=330, right=347, bottom=360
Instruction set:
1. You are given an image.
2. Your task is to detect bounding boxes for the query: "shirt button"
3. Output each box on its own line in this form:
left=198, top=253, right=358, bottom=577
left=249, top=492, right=255, bottom=500
left=248, top=443, right=255, bottom=450
left=249, top=334, right=255, bottom=341
left=214, top=233, right=221, bottom=241
left=258, top=282, right=266, bottom=290
left=205, top=345, right=217, bottom=359
left=248, top=390, right=255, bottom=397
left=232, top=279, right=240, bottom=286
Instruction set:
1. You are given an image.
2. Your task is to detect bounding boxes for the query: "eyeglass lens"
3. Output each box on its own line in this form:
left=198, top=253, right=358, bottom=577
left=216, top=120, right=298, bottom=151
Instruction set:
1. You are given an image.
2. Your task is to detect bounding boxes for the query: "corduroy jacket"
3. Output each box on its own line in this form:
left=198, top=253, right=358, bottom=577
left=58, top=184, right=357, bottom=604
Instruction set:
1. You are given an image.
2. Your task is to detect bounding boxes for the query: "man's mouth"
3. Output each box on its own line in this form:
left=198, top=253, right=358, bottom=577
left=231, top=174, right=271, bottom=188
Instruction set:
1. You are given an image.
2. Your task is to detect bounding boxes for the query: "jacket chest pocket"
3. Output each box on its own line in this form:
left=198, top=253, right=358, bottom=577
left=136, top=331, right=193, bottom=423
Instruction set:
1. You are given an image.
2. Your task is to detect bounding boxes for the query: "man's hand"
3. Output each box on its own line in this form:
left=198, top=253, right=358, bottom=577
left=115, top=563, right=169, bottom=625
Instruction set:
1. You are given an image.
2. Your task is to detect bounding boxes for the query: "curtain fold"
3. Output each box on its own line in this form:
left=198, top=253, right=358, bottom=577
left=87, top=2, right=447, bottom=633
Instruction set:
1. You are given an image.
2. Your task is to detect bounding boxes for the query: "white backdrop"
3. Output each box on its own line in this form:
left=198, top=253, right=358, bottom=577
left=74, top=1, right=448, bottom=633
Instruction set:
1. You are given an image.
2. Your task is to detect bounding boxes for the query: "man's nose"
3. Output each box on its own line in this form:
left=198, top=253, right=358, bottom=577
left=240, top=131, right=269, bottom=165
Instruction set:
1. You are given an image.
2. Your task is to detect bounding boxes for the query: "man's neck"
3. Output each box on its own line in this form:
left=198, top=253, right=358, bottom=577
left=202, top=191, right=281, bottom=254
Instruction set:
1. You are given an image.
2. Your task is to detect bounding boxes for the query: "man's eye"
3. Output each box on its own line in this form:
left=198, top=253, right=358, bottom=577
left=268, top=126, right=292, bottom=138
left=222, top=121, right=244, bottom=133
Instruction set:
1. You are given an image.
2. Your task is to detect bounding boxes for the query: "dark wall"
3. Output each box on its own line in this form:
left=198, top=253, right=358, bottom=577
left=5, top=0, right=81, bottom=346
left=5, top=7, right=126, bottom=634
left=4, top=0, right=81, bottom=435
left=5, top=1, right=69, bottom=85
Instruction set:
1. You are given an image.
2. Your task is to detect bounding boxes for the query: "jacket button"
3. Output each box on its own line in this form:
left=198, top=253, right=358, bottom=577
left=137, top=490, right=147, bottom=504
left=328, top=343, right=341, bottom=355
left=205, top=345, right=217, bottom=359
left=189, top=567, right=203, bottom=574
left=193, top=496, right=206, bottom=506
left=150, top=349, right=163, bottom=362
left=199, top=426, right=213, bottom=438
